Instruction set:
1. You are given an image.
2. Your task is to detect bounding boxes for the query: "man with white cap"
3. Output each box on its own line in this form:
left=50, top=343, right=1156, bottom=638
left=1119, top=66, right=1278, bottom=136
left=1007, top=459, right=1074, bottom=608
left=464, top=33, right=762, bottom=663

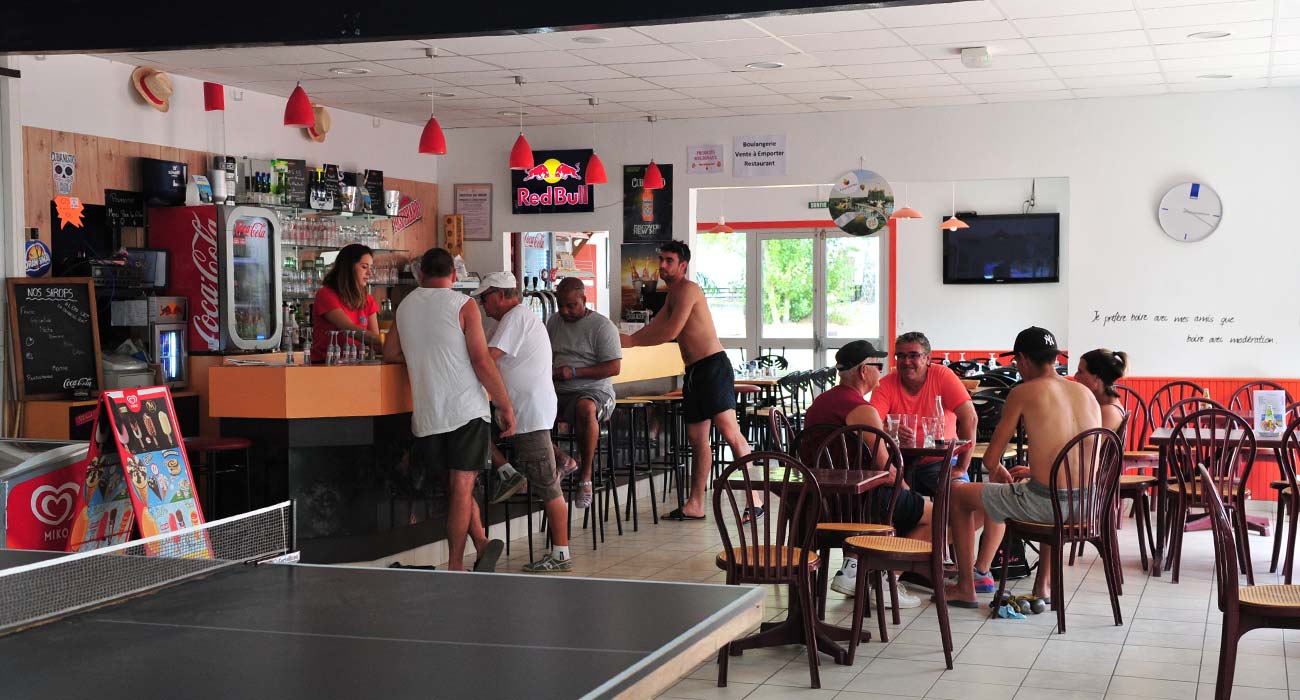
left=471, top=272, right=572, bottom=573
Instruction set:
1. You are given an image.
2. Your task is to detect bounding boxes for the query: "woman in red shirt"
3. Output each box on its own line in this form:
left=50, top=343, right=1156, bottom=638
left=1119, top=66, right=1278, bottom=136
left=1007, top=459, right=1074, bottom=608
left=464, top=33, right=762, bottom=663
left=311, top=243, right=380, bottom=363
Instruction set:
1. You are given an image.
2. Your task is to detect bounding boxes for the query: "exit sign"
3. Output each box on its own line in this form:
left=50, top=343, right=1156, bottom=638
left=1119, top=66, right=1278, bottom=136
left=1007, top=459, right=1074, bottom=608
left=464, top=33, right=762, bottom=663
left=807, top=201, right=828, bottom=209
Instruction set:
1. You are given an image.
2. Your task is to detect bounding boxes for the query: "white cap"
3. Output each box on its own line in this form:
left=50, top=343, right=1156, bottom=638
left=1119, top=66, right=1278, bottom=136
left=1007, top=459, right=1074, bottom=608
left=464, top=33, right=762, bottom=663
left=469, top=271, right=518, bottom=297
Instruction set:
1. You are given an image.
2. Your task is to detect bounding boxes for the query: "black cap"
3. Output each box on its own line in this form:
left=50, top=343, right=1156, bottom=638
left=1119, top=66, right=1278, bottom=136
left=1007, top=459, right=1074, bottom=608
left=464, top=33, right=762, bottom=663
left=1000, top=326, right=1059, bottom=357
left=835, top=340, right=887, bottom=371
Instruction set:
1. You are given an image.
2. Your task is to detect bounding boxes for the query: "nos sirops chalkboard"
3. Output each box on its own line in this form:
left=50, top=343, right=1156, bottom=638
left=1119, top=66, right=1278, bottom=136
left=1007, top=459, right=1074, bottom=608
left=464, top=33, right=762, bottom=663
left=7, top=277, right=103, bottom=400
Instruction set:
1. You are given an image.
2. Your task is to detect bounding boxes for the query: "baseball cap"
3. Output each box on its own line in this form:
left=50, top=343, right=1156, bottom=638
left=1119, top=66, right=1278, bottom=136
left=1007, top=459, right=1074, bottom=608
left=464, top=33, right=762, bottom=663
left=1000, top=326, right=1059, bottom=357
left=469, top=271, right=518, bottom=297
left=834, top=340, right=888, bottom=371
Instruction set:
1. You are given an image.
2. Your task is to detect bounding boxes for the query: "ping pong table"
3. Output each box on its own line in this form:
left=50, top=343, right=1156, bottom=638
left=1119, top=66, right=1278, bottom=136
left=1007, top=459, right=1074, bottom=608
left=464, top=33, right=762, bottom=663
left=0, top=504, right=762, bottom=700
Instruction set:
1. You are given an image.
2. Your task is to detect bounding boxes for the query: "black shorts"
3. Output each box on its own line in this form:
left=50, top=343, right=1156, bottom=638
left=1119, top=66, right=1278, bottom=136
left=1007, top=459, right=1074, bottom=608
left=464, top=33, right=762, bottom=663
left=682, top=351, right=736, bottom=424
left=412, top=418, right=492, bottom=473
left=882, top=487, right=925, bottom=536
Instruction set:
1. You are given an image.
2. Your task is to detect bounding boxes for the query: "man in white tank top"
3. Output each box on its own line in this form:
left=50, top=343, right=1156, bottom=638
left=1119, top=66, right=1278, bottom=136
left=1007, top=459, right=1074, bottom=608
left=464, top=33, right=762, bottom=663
left=384, top=248, right=516, bottom=572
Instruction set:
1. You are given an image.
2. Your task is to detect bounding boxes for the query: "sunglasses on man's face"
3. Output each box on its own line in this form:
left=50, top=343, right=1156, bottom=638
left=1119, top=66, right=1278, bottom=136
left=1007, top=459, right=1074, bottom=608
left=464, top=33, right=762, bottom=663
left=865, top=361, right=884, bottom=370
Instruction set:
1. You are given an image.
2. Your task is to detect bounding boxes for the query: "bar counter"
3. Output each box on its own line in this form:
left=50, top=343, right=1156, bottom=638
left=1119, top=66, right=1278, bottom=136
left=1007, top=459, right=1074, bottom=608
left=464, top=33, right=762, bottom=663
left=206, top=345, right=684, bottom=563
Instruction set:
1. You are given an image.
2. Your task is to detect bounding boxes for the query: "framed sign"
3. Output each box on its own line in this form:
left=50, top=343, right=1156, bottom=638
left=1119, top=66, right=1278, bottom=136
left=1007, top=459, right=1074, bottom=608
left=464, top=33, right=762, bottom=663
left=454, top=183, right=493, bottom=241
left=623, top=164, right=673, bottom=243
left=511, top=149, right=594, bottom=214
left=8, top=277, right=103, bottom=400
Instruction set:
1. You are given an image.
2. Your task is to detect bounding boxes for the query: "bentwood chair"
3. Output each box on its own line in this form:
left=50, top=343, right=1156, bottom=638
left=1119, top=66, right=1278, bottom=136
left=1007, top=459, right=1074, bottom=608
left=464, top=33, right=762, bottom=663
left=1228, top=380, right=1293, bottom=416
left=1198, top=463, right=1300, bottom=700
left=997, top=428, right=1125, bottom=634
left=767, top=407, right=798, bottom=455
left=1149, top=380, right=1209, bottom=426
left=1226, top=382, right=1300, bottom=571
left=804, top=424, right=904, bottom=620
left=843, top=441, right=959, bottom=667
left=1166, top=409, right=1258, bottom=584
left=1272, top=418, right=1300, bottom=582
left=714, top=452, right=823, bottom=688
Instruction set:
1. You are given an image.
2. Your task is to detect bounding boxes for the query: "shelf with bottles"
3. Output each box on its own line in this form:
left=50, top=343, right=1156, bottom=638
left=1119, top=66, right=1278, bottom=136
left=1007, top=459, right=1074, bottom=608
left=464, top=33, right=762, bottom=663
left=282, top=243, right=408, bottom=254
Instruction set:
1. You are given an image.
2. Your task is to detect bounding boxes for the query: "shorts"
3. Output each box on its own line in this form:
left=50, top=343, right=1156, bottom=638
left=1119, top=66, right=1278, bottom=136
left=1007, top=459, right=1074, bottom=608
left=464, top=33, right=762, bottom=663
left=876, top=486, right=925, bottom=536
left=412, top=418, right=491, bottom=473
left=508, top=430, right=562, bottom=502
left=557, top=389, right=615, bottom=425
left=909, top=458, right=969, bottom=499
left=981, top=480, right=1087, bottom=525
left=682, top=351, right=736, bottom=424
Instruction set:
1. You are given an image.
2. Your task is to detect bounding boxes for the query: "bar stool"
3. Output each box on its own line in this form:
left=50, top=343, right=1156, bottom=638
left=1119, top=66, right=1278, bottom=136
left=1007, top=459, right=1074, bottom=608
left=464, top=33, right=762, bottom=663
left=184, top=435, right=253, bottom=519
left=552, top=418, right=623, bottom=550
left=614, top=399, right=659, bottom=529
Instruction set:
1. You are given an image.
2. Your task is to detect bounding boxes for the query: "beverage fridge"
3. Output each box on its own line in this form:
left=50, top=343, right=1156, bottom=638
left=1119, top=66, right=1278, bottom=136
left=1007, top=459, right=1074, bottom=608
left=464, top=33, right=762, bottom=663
left=147, top=205, right=283, bottom=353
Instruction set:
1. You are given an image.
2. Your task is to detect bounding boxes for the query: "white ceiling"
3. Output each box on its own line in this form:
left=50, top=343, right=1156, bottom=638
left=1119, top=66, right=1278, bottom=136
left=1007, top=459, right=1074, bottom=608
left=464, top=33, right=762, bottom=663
left=97, top=0, right=1300, bottom=128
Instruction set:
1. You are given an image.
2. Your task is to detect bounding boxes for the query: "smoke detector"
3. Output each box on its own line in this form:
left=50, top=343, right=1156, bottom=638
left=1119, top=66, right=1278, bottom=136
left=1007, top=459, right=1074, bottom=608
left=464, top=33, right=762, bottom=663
left=960, top=47, right=992, bottom=69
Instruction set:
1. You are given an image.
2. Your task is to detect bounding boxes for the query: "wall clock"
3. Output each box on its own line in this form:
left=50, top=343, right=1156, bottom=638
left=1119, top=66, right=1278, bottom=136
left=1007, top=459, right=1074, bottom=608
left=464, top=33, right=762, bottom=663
left=1158, top=182, right=1222, bottom=243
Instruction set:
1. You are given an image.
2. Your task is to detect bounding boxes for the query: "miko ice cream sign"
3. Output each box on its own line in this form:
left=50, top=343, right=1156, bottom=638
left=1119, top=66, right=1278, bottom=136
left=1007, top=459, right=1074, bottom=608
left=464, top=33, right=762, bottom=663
left=511, top=149, right=594, bottom=214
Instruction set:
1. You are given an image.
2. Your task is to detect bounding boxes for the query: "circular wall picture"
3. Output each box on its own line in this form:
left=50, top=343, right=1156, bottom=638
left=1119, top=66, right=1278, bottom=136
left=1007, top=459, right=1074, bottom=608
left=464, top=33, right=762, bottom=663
left=828, top=169, right=894, bottom=237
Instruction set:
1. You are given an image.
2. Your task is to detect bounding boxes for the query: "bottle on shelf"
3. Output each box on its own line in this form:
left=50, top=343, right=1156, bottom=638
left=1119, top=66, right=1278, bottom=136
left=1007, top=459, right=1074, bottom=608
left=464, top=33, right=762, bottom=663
left=377, top=298, right=395, bottom=348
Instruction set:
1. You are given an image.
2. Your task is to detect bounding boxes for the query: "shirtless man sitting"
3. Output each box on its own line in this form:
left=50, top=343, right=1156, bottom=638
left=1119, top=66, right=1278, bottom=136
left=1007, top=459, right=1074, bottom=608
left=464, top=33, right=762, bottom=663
left=947, top=327, right=1102, bottom=607
left=620, top=240, right=752, bottom=521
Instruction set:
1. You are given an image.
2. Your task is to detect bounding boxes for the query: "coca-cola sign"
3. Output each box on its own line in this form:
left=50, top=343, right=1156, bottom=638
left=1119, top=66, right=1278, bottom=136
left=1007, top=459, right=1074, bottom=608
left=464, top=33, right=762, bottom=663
left=189, top=211, right=221, bottom=352
left=232, top=217, right=269, bottom=240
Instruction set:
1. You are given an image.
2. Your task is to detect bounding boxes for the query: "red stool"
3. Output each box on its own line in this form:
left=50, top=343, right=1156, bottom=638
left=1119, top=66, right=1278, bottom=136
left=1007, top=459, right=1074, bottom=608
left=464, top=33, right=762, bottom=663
left=184, top=436, right=253, bottom=518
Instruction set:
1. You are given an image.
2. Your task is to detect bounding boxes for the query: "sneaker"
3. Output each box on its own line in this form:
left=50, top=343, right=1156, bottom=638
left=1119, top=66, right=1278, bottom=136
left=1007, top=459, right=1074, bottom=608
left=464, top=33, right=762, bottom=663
left=573, top=481, right=593, bottom=509
left=973, top=569, right=996, bottom=594
left=873, top=581, right=923, bottom=609
left=523, top=553, right=573, bottom=573
left=830, top=570, right=857, bottom=596
left=490, top=472, right=527, bottom=504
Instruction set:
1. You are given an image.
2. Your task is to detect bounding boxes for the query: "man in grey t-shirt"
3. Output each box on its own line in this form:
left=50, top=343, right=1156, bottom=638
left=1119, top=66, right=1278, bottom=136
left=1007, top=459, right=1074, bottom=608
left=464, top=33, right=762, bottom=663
left=547, top=277, right=622, bottom=509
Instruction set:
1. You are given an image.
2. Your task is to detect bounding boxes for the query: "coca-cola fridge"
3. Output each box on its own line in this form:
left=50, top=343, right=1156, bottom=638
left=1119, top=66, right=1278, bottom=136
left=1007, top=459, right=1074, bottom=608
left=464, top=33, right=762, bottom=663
left=147, top=205, right=283, bottom=353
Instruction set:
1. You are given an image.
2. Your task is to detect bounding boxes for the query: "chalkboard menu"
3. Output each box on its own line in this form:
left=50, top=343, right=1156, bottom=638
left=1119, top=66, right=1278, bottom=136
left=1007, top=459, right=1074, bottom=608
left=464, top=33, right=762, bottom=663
left=323, top=164, right=341, bottom=213
left=7, top=278, right=103, bottom=400
left=282, top=159, right=308, bottom=208
left=363, top=169, right=385, bottom=215
left=104, top=189, right=145, bottom=228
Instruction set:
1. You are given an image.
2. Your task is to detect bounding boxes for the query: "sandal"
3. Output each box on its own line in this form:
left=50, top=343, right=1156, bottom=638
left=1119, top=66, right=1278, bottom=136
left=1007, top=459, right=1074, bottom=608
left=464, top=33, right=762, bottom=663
left=740, top=506, right=766, bottom=524
left=574, top=481, right=593, bottom=509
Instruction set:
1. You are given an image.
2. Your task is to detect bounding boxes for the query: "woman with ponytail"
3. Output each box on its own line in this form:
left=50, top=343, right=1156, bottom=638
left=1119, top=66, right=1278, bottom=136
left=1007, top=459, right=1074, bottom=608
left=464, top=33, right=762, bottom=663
left=1076, top=349, right=1130, bottom=432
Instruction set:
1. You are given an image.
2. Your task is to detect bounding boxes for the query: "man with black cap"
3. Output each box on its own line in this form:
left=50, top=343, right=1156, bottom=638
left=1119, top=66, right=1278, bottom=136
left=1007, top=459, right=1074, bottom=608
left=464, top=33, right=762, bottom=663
left=945, top=326, right=1101, bottom=608
left=798, top=340, right=932, bottom=609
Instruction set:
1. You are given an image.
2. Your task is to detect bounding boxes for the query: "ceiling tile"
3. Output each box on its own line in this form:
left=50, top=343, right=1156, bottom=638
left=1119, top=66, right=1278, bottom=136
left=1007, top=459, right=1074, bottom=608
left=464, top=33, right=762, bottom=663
left=636, top=20, right=769, bottom=43
left=299, top=78, right=375, bottom=93
left=812, top=47, right=927, bottom=66
left=1159, top=53, right=1270, bottom=72
left=322, top=41, right=433, bottom=62
left=771, top=78, right=882, bottom=94
left=894, top=95, right=988, bottom=107
left=297, top=61, right=407, bottom=78
left=737, top=104, right=823, bottom=114
left=1042, top=45, right=1155, bottom=66
left=874, top=84, right=975, bottom=98
left=1155, top=37, right=1272, bottom=59
left=780, top=30, right=905, bottom=53
left=376, top=56, right=501, bottom=74
left=529, top=28, right=659, bottom=49
left=743, top=66, right=849, bottom=84
left=789, top=90, right=883, bottom=103
left=1280, top=18, right=1300, bottom=35
left=1276, top=50, right=1300, bottom=64
left=547, top=102, right=639, bottom=115
left=315, top=90, right=413, bottom=104
left=706, top=53, right=824, bottom=71
left=524, top=115, right=585, bottom=125
left=652, top=108, right=738, bottom=119
left=815, top=99, right=900, bottom=111
left=519, top=65, right=627, bottom=82
left=428, top=35, right=548, bottom=55
left=892, top=21, right=1022, bottom=45
left=387, top=86, right=489, bottom=99
left=673, top=37, right=796, bottom=59
left=952, top=67, right=1057, bottom=83
left=982, top=90, right=1076, bottom=102
left=1168, top=77, right=1270, bottom=92
left=647, top=72, right=753, bottom=88
left=609, top=60, right=723, bottom=77
left=1062, top=73, right=1164, bottom=88
left=915, top=39, right=1035, bottom=60
left=871, top=1, right=1005, bottom=28
left=1013, top=11, right=1142, bottom=37
left=127, top=50, right=257, bottom=68
left=969, top=78, right=1068, bottom=93
left=340, top=74, right=446, bottom=90
left=586, top=88, right=688, bottom=102
left=196, top=65, right=322, bottom=82
left=571, top=44, right=695, bottom=64
left=995, top=0, right=1133, bottom=19
left=230, top=81, right=297, bottom=97
left=1071, top=85, right=1168, bottom=98
left=855, top=73, right=957, bottom=89
left=474, top=81, right=576, bottom=96
left=1283, top=0, right=1300, bottom=17
left=478, top=51, right=595, bottom=69
left=443, top=119, right=511, bottom=129
left=1164, top=65, right=1268, bottom=81
left=235, top=46, right=357, bottom=65
left=618, top=97, right=714, bottom=111
left=558, top=77, right=663, bottom=92
left=748, top=10, right=883, bottom=35
left=1028, top=31, right=1151, bottom=53
left=933, top=53, right=1045, bottom=72
left=1146, top=20, right=1274, bottom=44
left=1140, top=0, right=1274, bottom=29
left=834, top=61, right=944, bottom=78
left=1051, top=60, right=1160, bottom=77
left=675, top=84, right=776, bottom=98
left=433, top=71, right=526, bottom=86
left=704, top=94, right=799, bottom=107
left=1274, top=35, right=1300, bottom=50
left=517, top=93, right=596, bottom=107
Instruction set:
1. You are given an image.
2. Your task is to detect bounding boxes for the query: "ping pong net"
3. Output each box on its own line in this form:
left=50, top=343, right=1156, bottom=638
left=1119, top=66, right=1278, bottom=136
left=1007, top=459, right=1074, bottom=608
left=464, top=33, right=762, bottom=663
left=0, top=501, right=294, bottom=635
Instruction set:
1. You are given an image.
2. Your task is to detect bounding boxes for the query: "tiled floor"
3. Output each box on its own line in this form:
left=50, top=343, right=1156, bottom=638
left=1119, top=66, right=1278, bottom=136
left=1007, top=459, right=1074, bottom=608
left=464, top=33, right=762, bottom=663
left=447, top=492, right=1296, bottom=700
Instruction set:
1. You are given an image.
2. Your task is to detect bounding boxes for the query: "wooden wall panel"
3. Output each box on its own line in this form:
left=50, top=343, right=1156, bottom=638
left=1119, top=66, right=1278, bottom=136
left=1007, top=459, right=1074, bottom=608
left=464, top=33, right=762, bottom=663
left=23, top=127, right=52, bottom=239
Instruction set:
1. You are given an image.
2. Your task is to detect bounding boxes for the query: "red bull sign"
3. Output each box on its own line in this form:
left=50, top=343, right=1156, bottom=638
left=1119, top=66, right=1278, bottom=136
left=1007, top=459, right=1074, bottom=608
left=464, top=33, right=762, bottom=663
left=511, top=149, right=594, bottom=215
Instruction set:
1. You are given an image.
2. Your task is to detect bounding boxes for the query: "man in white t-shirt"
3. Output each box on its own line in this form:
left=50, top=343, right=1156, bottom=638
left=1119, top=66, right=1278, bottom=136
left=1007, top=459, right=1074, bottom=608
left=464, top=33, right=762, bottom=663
left=472, top=272, right=571, bottom=573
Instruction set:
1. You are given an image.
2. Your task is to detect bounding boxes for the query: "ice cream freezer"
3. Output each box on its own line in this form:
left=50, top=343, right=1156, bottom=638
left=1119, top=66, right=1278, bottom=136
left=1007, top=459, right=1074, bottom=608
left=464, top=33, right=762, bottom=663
left=0, top=440, right=91, bottom=550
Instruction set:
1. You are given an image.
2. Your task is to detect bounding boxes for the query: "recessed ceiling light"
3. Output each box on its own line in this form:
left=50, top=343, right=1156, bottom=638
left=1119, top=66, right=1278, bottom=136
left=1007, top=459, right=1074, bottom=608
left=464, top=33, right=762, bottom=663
left=572, top=36, right=610, bottom=44
left=422, top=91, right=457, bottom=98
left=329, top=67, right=371, bottom=76
left=499, top=110, right=529, bottom=116
left=1198, top=73, right=1233, bottom=79
left=1188, top=30, right=1232, bottom=40
left=745, top=61, right=785, bottom=70
left=820, top=95, right=853, bottom=101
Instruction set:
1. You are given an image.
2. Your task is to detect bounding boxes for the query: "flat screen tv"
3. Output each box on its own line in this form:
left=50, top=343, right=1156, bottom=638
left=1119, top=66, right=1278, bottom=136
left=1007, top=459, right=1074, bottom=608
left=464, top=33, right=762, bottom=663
left=942, top=213, right=1059, bottom=284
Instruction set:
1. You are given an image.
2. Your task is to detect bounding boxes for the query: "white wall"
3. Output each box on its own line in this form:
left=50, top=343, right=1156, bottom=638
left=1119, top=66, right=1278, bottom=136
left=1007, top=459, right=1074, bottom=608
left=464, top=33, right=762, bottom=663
left=18, top=55, right=434, bottom=182
left=436, top=87, right=1300, bottom=377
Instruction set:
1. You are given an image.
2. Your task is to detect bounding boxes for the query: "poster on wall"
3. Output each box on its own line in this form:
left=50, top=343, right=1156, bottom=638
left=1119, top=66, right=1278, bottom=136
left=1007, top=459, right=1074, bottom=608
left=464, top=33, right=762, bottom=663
left=622, top=164, right=673, bottom=244
left=828, top=169, right=894, bottom=237
left=454, top=183, right=493, bottom=240
left=732, top=135, right=787, bottom=177
left=512, top=149, right=594, bottom=214
left=688, top=144, right=725, bottom=174
left=51, top=151, right=76, bottom=195
left=620, top=242, right=667, bottom=321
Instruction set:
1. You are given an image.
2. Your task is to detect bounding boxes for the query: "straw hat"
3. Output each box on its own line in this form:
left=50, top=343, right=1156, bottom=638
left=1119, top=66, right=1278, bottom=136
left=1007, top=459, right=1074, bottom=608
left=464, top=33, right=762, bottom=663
left=306, top=104, right=332, bottom=142
left=131, top=67, right=173, bottom=113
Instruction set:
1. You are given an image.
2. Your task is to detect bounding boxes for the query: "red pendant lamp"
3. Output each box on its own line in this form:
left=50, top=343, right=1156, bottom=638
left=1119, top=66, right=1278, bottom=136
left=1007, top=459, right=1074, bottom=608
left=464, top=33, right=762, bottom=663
left=508, top=76, right=534, bottom=170
left=889, top=182, right=922, bottom=220
left=284, top=82, right=315, bottom=128
left=418, top=50, right=448, bottom=155
left=642, top=115, right=664, bottom=190
left=585, top=98, right=607, bottom=185
left=940, top=182, right=968, bottom=231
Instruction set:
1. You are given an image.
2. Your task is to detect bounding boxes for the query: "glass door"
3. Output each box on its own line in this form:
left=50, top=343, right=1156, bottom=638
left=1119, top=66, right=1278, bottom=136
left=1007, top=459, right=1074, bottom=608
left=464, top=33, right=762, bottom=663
left=758, top=232, right=818, bottom=371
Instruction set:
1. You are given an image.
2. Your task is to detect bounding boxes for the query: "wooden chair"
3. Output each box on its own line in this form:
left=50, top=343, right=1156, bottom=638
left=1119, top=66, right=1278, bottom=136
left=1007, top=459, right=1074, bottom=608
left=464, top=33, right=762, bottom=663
left=803, top=424, right=905, bottom=620
left=1228, top=380, right=1293, bottom=415
left=714, top=452, right=824, bottom=689
left=1112, top=386, right=1158, bottom=570
left=767, top=407, right=798, bottom=455
left=1149, top=380, right=1209, bottom=426
left=1272, top=418, right=1300, bottom=582
left=843, top=442, right=959, bottom=668
left=996, top=428, right=1125, bottom=634
left=1198, top=463, right=1300, bottom=700
left=1226, top=383, right=1300, bottom=574
left=1160, top=396, right=1226, bottom=426
left=1166, top=408, right=1258, bottom=584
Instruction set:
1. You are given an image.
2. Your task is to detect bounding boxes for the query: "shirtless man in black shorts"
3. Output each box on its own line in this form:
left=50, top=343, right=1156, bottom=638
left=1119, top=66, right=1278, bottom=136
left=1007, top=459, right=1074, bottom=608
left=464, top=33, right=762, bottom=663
left=621, top=240, right=753, bottom=520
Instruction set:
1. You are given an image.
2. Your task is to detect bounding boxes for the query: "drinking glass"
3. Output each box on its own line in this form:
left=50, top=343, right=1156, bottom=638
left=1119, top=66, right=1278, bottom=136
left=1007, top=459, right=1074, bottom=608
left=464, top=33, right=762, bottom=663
left=921, top=417, right=942, bottom=448
left=895, top=414, right=918, bottom=448
left=885, top=414, right=902, bottom=443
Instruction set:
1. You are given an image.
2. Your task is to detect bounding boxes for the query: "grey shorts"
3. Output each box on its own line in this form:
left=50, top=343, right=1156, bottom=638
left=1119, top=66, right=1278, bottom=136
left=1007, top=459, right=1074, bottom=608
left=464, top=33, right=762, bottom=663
left=509, top=429, right=562, bottom=502
left=557, top=389, right=615, bottom=425
left=981, top=480, right=1086, bottom=525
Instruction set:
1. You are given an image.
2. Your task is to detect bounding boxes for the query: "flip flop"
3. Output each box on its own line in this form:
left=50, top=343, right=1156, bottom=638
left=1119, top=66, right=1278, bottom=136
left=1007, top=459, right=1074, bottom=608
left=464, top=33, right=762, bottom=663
left=740, top=506, right=766, bottom=524
left=664, top=508, right=706, bottom=521
left=473, top=539, right=504, bottom=573
left=934, top=586, right=981, bottom=609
